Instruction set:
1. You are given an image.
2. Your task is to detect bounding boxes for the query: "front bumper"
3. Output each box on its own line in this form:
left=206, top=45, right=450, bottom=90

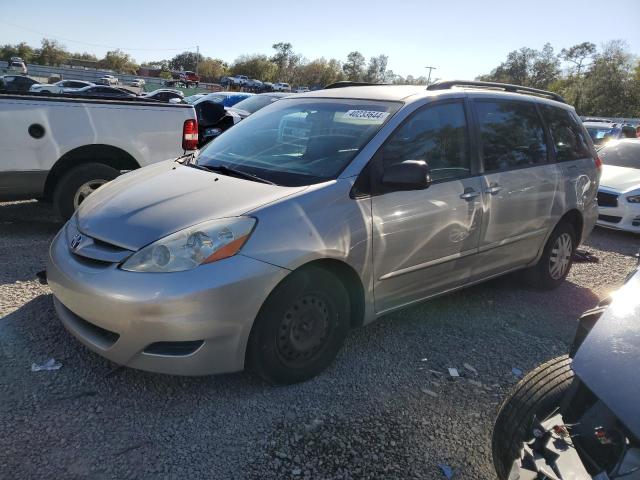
left=597, top=189, right=640, bottom=234
left=47, top=229, right=289, bottom=375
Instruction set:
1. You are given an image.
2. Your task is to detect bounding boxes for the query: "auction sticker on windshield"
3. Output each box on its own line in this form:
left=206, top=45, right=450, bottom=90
left=342, top=110, right=390, bottom=122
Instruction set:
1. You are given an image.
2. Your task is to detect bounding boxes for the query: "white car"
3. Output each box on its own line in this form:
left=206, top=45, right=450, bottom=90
left=30, top=80, right=94, bottom=94
left=295, top=86, right=310, bottom=93
left=272, top=82, right=291, bottom=92
left=8, top=57, right=27, bottom=74
left=596, top=139, right=640, bottom=233
left=130, top=78, right=145, bottom=87
left=98, top=75, right=118, bottom=86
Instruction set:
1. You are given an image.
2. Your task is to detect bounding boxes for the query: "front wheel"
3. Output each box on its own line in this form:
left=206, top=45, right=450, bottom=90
left=525, top=222, right=576, bottom=290
left=246, top=266, right=350, bottom=385
left=53, top=163, right=120, bottom=220
left=492, top=355, right=575, bottom=480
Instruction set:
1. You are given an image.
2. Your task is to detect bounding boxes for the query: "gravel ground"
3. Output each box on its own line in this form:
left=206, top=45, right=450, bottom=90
left=1, top=200, right=638, bottom=479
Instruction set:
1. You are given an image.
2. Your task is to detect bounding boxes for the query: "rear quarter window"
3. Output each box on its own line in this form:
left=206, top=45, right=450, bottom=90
left=541, top=106, right=592, bottom=162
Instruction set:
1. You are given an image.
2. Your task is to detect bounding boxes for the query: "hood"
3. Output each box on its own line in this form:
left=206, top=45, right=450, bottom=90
left=572, top=268, right=640, bottom=439
left=600, top=165, right=640, bottom=192
left=76, top=160, right=306, bottom=251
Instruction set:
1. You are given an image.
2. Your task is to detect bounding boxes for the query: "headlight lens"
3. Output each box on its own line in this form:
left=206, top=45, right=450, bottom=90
left=627, top=195, right=640, bottom=203
left=121, top=217, right=256, bottom=272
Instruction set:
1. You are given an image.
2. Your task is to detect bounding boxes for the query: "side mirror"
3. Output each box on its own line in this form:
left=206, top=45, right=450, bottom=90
left=382, top=160, right=432, bottom=190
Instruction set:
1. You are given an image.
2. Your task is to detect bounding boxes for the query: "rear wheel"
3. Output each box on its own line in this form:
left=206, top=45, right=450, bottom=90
left=53, top=163, right=120, bottom=220
left=492, top=355, right=574, bottom=480
left=525, top=222, right=576, bottom=289
left=246, top=266, right=350, bottom=385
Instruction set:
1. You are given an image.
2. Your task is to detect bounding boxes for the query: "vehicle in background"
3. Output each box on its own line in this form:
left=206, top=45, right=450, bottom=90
left=97, top=75, right=118, bottom=86
left=195, top=91, right=254, bottom=108
left=70, top=85, right=136, bottom=98
left=295, top=86, right=310, bottom=93
left=143, top=88, right=184, bottom=103
left=221, top=75, right=249, bottom=87
left=596, top=139, right=640, bottom=233
left=262, top=82, right=274, bottom=92
left=184, top=93, right=207, bottom=104
left=226, top=92, right=289, bottom=120
left=0, top=91, right=197, bottom=219
left=272, top=82, right=291, bottom=92
left=129, top=78, right=146, bottom=87
left=584, top=119, right=637, bottom=146
left=47, top=74, right=62, bottom=84
left=30, top=80, right=94, bottom=94
left=492, top=263, right=640, bottom=480
left=46, top=81, right=599, bottom=384
left=0, top=75, right=38, bottom=93
left=180, top=71, right=200, bottom=87
left=8, top=57, right=27, bottom=74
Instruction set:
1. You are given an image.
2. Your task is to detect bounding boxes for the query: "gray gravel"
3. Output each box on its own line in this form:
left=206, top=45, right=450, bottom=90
left=1, top=200, right=638, bottom=479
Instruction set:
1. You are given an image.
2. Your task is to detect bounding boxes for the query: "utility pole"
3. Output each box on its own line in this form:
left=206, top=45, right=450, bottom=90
left=425, top=66, right=436, bottom=85
left=195, top=46, right=200, bottom=75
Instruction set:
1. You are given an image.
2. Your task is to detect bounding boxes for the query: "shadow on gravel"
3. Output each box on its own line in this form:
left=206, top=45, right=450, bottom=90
left=0, top=200, right=63, bottom=236
left=587, top=227, right=640, bottom=257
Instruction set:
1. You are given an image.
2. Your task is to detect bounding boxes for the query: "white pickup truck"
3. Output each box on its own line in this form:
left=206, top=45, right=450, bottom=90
left=0, top=92, right=198, bottom=219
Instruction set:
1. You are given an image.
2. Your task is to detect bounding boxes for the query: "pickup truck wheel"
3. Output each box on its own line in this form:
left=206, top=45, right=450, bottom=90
left=53, top=163, right=120, bottom=220
left=246, top=266, right=350, bottom=385
left=492, top=355, right=574, bottom=480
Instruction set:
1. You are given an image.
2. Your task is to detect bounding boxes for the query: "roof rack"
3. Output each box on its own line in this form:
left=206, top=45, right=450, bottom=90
left=324, top=81, right=387, bottom=89
left=426, top=80, right=566, bottom=104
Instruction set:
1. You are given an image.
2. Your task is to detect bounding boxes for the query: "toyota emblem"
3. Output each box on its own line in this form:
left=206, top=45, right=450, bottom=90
left=70, top=234, right=82, bottom=250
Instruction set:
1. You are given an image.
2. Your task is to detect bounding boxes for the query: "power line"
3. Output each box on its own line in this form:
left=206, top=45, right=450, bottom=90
left=0, top=19, right=197, bottom=52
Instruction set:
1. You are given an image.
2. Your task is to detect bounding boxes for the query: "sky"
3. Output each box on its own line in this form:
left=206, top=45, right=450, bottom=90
left=1, top=0, right=639, bottom=79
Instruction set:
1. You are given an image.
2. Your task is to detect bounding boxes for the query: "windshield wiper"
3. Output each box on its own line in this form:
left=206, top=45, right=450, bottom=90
left=203, top=164, right=277, bottom=185
left=175, top=152, right=196, bottom=165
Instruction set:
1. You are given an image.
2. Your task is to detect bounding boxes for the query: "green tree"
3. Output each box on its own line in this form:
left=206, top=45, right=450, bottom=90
left=231, top=54, right=278, bottom=82
left=36, top=38, right=68, bottom=66
left=198, top=58, right=228, bottom=82
left=297, top=57, right=344, bottom=87
left=364, top=54, right=388, bottom=83
left=169, top=51, right=203, bottom=72
left=343, top=51, right=365, bottom=81
left=98, top=49, right=138, bottom=74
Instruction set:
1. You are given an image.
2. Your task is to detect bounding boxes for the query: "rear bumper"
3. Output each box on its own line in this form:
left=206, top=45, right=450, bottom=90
left=47, top=228, right=289, bottom=375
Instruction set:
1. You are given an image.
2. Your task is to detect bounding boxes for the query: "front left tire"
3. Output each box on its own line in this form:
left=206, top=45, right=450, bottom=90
left=246, top=266, right=350, bottom=385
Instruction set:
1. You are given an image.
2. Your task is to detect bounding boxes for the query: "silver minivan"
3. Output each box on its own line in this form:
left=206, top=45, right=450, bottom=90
left=47, top=81, right=600, bottom=384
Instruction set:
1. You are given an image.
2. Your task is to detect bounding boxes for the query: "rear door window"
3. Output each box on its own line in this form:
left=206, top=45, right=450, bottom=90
left=541, top=106, right=592, bottom=162
left=381, top=101, right=471, bottom=182
left=476, top=100, right=548, bottom=172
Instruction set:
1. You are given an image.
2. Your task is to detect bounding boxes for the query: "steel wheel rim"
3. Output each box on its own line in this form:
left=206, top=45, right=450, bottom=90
left=276, top=294, right=330, bottom=367
left=549, top=233, right=573, bottom=280
left=73, top=179, right=107, bottom=209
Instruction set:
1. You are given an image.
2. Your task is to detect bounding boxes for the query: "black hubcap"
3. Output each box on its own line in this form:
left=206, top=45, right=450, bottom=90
left=276, top=294, right=330, bottom=367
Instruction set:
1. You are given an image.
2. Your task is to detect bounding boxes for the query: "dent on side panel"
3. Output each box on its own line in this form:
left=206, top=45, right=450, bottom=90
left=557, top=159, right=599, bottom=242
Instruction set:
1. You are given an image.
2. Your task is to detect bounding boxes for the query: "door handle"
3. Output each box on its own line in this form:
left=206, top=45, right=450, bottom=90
left=484, top=185, right=502, bottom=195
left=460, top=189, right=480, bottom=201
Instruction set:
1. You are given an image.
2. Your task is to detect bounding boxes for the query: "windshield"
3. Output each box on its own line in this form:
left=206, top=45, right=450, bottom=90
left=230, top=95, right=282, bottom=114
left=196, top=98, right=401, bottom=186
left=599, top=141, right=640, bottom=169
left=586, top=126, right=620, bottom=145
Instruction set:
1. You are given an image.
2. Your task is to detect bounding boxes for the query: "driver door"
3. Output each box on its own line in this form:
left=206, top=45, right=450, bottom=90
left=371, top=100, right=483, bottom=313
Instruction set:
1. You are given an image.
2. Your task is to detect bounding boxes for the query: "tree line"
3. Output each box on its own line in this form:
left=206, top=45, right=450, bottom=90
left=478, top=40, right=640, bottom=117
left=2, top=38, right=638, bottom=116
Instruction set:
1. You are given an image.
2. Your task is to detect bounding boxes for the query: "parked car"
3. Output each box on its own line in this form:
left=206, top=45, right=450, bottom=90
left=98, top=74, right=118, bottom=86
left=129, top=78, right=145, bottom=87
left=70, top=85, right=136, bottom=98
left=30, top=80, right=94, bottom=94
left=0, top=75, right=38, bottom=93
left=180, top=71, right=200, bottom=87
left=46, top=81, right=599, bottom=385
left=143, top=88, right=184, bottom=103
left=184, top=93, right=207, bottom=104
left=295, top=86, right=310, bottom=93
left=8, top=56, right=27, bottom=74
left=492, top=262, right=640, bottom=480
left=272, top=82, right=291, bottom=92
left=596, top=139, right=640, bottom=233
left=223, top=75, right=249, bottom=86
left=226, top=92, right=290, bottom=120
left=0, top=90, right=197, bottom=219
left=195, top=91, right=254, bottom=108
left=584, top=119, right=637, bottom=146
left=262, top=82, right=274, bottom=92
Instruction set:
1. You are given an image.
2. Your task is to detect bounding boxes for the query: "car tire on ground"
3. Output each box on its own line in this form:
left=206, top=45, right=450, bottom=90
left=491, top=355, right=574, bottom=480
left=525, top=221, right=576, bottom=290
left=246, top=265, right=351, bottom=385
left=53, top=163, right=120, bottom=220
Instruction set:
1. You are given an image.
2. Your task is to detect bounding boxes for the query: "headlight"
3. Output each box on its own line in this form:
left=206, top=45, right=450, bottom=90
left=121, top=217, right=256, bottom=273
left=626, top=195, right=640, bottom=203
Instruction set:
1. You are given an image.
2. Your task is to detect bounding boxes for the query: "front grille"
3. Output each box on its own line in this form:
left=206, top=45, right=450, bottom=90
left=598, top=214, right=622, bottom=224
left=597, top=191, right=618, bottom=207
left=143, top=341, right=204, bottom=356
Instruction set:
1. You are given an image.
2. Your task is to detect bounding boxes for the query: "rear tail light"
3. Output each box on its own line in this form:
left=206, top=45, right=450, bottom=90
left=594, top=155, right=602, bottom=170
left=182, top=119, right=198, bottom=150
